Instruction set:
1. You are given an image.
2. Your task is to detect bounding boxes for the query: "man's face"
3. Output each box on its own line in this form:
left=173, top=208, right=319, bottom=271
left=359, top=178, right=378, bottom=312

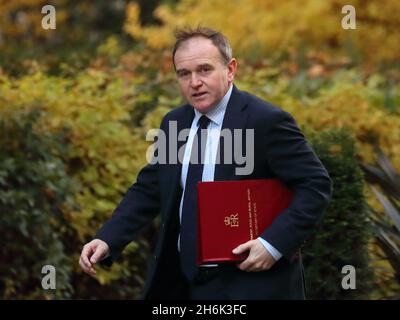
left=174, top=37, right=237, bottom=114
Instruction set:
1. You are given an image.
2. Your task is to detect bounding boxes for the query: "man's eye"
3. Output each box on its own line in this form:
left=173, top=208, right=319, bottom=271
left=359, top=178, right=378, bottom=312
left=179, top=71, right=190, bottom=77
left=200, top=67, right=211, bottom=73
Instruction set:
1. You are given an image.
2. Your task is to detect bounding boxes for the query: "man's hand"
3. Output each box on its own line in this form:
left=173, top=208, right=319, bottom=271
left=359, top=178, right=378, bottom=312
left=79, top=239, right=109, bottom=276
left=232, top=239, right=277, bottom=272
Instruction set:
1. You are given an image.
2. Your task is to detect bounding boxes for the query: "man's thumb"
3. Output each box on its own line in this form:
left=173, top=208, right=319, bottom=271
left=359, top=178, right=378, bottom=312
left=90, top=247, right=103, bottom=264
left=232, top=241, right=250, bottom=255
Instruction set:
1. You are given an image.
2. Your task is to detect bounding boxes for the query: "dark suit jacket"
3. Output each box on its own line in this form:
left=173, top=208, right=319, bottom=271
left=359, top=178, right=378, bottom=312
left=95, top=85, right=332, bottom=299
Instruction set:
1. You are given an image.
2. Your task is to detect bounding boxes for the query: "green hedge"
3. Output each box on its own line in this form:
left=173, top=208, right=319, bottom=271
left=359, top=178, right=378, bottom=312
left=0, top=70, right=156, bottom=299
left=0, top=109, right=74, bottom=299
left=303, top=128, right=374, bottom=299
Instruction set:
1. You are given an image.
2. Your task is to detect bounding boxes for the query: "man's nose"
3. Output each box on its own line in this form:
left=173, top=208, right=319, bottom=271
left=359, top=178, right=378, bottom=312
left=190, top=73, right=202, bottom=88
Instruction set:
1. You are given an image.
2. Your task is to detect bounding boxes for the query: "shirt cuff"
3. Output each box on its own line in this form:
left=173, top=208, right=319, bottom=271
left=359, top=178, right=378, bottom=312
left=257, top=237, right=282, bottom=261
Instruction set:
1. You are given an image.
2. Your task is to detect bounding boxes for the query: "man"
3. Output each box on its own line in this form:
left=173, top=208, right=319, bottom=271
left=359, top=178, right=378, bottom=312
left=79, top=27, right=332, bottom=299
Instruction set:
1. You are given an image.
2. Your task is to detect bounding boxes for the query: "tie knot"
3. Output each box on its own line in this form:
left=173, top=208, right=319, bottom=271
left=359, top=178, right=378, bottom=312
left=198, top=115, right=211, bottom=129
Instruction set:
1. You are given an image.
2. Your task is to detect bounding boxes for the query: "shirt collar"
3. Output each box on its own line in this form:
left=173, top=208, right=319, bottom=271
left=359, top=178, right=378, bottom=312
left=193, top=84, right=233, bottom=127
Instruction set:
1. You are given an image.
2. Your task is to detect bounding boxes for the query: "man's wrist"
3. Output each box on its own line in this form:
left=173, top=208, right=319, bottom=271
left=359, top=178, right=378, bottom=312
left=257, top=237, right=282, bottom=261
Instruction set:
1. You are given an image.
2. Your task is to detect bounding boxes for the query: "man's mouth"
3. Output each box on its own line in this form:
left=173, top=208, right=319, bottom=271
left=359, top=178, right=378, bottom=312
left=192, top=92, right=208, bottom=98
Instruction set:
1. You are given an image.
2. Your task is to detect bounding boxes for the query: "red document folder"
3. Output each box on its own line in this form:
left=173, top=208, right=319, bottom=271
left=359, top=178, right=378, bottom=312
left=197, top=179, right=292, bottom=264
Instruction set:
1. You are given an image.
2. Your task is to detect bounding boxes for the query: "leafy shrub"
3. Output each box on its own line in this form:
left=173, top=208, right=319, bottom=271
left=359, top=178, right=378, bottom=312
left=236, top=70, right=400, bottom=169
left=125, top=0, right=400, bottom=67
left=0, top=109, right=74, bottom=299
left=0, top=71, right=152, bottom=299
left=303, top=128, right=374, bottom=299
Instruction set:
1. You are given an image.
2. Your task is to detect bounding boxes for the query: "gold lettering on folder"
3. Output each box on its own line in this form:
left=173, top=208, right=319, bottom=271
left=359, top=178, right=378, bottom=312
left=247, top=188, right=254, bottom=239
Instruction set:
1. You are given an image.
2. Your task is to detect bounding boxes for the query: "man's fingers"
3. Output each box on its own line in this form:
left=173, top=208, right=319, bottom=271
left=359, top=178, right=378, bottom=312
left=79, top=256, right=91, bottom=273
left=237, top=257, right=254, bottom=271
left=235, top=241, right=260, bottom=271
left=81, top=244, right=95, bottom=268
left=79, top=255, right=97, bottom=275
left=87, top=265, right=97, bottom=275
left=90, top=245, right=106, bottom=264
left=90, top=254, right=98, bottom=264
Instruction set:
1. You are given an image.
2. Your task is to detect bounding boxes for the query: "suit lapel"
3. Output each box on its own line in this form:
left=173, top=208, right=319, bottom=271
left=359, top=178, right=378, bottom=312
left=214, top=85, right=249, bottom=181
left=164, top=105, right=194, bottom=218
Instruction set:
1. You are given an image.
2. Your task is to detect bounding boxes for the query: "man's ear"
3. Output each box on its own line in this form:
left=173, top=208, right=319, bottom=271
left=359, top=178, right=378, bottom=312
left=227, top=58, right=237, bottom=82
